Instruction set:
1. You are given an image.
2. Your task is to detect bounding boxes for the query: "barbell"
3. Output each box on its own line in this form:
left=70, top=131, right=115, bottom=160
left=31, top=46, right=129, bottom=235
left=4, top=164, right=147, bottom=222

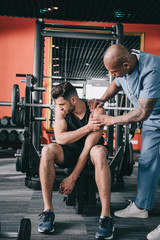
left=0, top=84, right=135, bottom=126
left=0, top=101, right=134, bottom=111
left=1, top=85, right=134, bottom=111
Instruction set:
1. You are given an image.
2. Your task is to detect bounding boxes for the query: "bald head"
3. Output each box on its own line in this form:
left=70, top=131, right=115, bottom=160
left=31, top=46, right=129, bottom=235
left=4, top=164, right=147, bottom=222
left=103, top=44, right=130, bottom=69
left=103, top=44, right=137, bottom=78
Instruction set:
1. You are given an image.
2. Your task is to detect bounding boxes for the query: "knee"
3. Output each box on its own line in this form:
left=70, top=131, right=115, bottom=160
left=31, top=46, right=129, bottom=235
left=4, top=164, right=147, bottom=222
left=90, top=145, right=108, bottom=167
left=41, top=143, right=58, bottom=165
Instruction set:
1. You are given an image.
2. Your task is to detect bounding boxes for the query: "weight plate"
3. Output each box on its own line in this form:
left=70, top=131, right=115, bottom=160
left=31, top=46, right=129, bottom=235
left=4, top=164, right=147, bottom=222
left=75, top=198, right=83, bottom=214
left=65, top=190, right=76, bottom=206
left=17, top=218, right=31, bottom=240
left=17, top=131, right=24, bottom=143
left=16, top=149, right=21, bottom=172
left=126, top=142, right=134, bottom=176
left=16, top=157, right=21, bottom=172
left=1, top=116, right=10, bottom=126
left=18, top=108, right=25, bottom=128
left=8, top=130, right=18, bottom=142
left=24, top=86, right=30, bottom=127
left=18, top=97, right=25, bottom=128
left=11, top=84, right=20, bottom=124
left=119, top=142, right=134, bottom=176
left=0, top=130, right=8, bottom=142
left=20, top=140, right=29, bottom=173
left=25, top=177, right=41, bottom=190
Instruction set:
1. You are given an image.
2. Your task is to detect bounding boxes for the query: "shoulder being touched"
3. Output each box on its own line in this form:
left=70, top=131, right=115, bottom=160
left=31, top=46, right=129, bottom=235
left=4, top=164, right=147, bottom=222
left=93, top=106, right=106, bottom=116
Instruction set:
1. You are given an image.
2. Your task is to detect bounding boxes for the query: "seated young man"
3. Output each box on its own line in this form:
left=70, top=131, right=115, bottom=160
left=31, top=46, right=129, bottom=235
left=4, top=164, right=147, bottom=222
left=38, top=82, right=114, bottom=240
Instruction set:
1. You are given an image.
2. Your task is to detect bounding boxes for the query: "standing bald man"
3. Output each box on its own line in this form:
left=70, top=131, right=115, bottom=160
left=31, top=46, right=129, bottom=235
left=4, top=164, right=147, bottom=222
left=88, top=44, right=160, bottom=240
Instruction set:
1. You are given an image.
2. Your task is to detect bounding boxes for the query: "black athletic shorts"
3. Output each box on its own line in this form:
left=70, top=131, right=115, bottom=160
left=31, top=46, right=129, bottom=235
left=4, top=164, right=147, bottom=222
left=56, top=143, right=109, bottom=169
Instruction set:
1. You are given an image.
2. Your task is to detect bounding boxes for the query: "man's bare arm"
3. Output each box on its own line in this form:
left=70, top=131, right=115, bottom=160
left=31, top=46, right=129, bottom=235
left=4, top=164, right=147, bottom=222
left=100, top=79, right=122, bottom=102
left=95, top=97, right=157, bottom=126
left=58, top=108, right=106, bottom=194
left=113, top=97, right=157, bottom=125
left=88, top=80, right=121, bottom=111
left=54, top=105, right=101, bottom=145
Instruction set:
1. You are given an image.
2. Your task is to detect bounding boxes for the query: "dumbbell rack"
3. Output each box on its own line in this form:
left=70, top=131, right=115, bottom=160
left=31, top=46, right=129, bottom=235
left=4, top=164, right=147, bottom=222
left=0, top=121, right=24, bottom=148
left=0, top=117, right=24, bottom=155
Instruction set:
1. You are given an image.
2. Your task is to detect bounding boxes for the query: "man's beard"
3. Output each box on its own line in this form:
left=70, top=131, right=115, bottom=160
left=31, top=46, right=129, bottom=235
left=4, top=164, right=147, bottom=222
left=69, top=102, right=75, bottom=113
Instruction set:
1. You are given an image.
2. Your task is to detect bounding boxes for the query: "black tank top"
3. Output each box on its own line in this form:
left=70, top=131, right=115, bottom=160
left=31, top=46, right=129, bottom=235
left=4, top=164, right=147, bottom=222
left=65, top=100, right=104, bottom=147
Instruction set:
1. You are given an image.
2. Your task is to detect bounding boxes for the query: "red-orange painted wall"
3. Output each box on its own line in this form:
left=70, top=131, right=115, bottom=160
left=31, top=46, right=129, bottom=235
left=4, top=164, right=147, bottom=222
left=0, top=16, right=160, bottom=145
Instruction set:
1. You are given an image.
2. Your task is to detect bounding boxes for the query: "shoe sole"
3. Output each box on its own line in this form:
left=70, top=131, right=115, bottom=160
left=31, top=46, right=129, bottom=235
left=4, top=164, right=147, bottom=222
left=95, top=233, right=113, bottom=240
left=38, top=227, right=54, bottom=233
left=95, top=227, right=114, bottom=240
left=114, top=213, right=148, bottom=218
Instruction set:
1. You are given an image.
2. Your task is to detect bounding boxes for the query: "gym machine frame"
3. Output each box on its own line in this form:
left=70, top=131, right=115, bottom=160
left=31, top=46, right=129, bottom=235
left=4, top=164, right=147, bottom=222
left=0, top=20, right=137, bottom=214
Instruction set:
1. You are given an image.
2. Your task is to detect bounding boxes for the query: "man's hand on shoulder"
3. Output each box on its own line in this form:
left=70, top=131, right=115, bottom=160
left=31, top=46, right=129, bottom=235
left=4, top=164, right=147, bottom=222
left=86, top=106, right=106, bottom=131
left=92, top=106, right=106, bottom=116
left=91, top=106, right=114, bottom=127
left=88, top=98, right=104, bottom=112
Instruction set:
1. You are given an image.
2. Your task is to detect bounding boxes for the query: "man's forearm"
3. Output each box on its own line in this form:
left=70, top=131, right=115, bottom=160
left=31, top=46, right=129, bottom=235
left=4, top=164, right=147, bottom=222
left=100, top=80, right=121, bottom=102
left=111, top=97, right=157, bottom=125
left=70, top=128, right=103, bottom=181
left=55, top=124, right=91, bottom=145
left=112, top=108, right=144, bottom=125
left=70, top=150, right=89, bottom=181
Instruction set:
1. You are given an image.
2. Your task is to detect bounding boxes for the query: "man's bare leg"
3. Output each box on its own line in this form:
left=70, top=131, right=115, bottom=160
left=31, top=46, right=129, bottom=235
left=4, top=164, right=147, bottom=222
left=90, top=145, right=111, bottom=217
left=39, top=143, right=64, bottom=212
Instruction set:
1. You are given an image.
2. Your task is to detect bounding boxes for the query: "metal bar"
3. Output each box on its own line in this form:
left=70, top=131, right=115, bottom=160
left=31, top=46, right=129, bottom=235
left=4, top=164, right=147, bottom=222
left=0, top=102, right=134, bottom=111
left=44, top=23, right=115, bottom=32
left=43, top=76, right=87, bottom=81
left=64, top=39, right=68, bottom=81
left=114, top=23, right=124, bottom=45
left=32, top=87, right=46, bottom=92
left=0, top=101, right=50, bottom=109
left=0, top=102, right=11, bottom=106
left=20, top=79, right=26, bottom=83
left=105, top=106, right=134, bottom=111
left=15, top=153, right=21, bottom=157
left=24, top=103, right=51, bottom=108
left=33, top=19, right=45, bottom=152
left=44, top=75, right=63, bottom=79
left=41, top=30, right=118, bottom=40
left=16, top=73, right=28, bottom=77
left=34, top=117, right=46, bottom=121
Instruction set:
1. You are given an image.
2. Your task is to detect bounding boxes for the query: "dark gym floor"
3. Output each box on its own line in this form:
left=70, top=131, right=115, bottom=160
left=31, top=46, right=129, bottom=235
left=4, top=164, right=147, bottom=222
left=0, top=152, right=160, bottom=240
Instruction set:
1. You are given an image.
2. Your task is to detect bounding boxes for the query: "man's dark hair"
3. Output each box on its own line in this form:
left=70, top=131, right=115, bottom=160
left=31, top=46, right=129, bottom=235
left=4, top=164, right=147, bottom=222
left=51, top=82, right=78, bottom=100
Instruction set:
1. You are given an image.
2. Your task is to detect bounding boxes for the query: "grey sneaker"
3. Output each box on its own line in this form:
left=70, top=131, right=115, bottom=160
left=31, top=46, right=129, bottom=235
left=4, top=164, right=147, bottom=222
left=38, top=209, right=55, bottom=233
left=147, top=225, right=160, bottom=240
left=114, top=200, right=148, bottom=218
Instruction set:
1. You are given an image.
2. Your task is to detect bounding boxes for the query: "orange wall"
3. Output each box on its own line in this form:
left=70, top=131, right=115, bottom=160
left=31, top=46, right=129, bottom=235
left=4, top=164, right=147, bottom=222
left=0, top=16, right=160, bottom=143
left=0, top=17, right=35, bottom=116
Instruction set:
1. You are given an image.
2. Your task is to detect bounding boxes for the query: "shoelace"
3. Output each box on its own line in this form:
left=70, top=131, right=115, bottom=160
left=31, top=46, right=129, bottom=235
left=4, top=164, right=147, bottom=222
left=99, top=217, right=113, bottom=228
left=123, top=200, right=133, bottom=212
left=39, top=211, right=51, bottom=222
